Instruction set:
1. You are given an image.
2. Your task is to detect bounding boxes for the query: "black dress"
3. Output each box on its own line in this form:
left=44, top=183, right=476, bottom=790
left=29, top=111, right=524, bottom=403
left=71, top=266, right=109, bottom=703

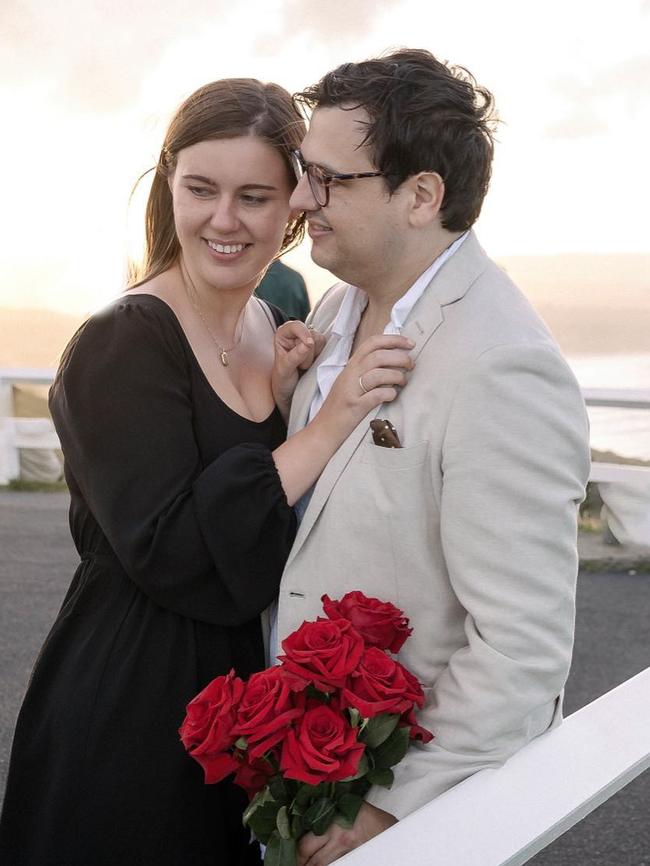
left=0, top=295, right=296, bottom=866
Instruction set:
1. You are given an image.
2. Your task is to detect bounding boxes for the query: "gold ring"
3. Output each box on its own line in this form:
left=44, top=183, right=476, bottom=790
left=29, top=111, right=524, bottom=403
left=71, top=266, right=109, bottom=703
left=359, top=375, right=369, bottom=394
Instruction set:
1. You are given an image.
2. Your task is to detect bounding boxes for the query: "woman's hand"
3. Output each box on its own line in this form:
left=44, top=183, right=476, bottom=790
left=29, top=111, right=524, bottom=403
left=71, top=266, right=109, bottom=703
left=317, top=333, right=415, bottom=438
left=272, top=332, right=414, bottom=506
left=272, top=320, right=327, bottom=421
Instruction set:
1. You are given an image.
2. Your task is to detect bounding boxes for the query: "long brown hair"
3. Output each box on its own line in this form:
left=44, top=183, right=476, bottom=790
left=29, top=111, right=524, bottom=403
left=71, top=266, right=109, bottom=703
left=129, top=79, right=306, bottom=287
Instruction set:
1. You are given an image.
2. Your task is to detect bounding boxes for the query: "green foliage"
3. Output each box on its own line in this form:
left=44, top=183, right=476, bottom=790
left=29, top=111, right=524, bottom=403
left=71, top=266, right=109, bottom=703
left=276, top=805, right=291, bottom=840
left=304, top=797, right=337, bottom=835
left=360, top=713, right=400, bottom=748
left=336, top=792, right=364, bottom=825
left=264, top=831, right=297, bottom=866
left=365, top=767, right=395, bottom=788
left=243, top=789, right=283, bottom=845
left=371, top=726, right=410, bottom=769
left=5, top=479, right=67, bottom=493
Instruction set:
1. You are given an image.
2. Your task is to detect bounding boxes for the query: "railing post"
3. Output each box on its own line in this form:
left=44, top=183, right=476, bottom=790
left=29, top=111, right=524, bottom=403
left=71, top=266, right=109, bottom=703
left=0, top=377, right=20, bottom=484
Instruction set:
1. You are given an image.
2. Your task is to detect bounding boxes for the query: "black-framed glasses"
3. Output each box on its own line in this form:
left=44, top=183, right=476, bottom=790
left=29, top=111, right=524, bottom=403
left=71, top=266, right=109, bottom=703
left=290, top=150, right=384, bottom=207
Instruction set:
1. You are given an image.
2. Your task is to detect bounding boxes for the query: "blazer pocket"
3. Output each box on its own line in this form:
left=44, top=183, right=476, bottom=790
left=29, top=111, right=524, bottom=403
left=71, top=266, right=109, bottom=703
left=360, top=438, right=429, bottom=470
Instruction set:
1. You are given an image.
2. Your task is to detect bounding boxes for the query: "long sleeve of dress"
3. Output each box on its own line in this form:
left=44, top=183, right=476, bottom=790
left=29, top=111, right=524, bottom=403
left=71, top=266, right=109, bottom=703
left=49, top=298, right=296, bottom=626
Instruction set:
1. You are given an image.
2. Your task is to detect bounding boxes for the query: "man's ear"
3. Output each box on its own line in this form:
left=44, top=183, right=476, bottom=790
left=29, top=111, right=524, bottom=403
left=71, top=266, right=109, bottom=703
left=407, top=172, right=445, bottom=228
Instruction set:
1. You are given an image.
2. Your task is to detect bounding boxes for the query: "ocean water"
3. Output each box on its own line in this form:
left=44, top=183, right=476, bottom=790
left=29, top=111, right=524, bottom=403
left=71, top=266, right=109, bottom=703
left=568, top=354, right=650, bottom=461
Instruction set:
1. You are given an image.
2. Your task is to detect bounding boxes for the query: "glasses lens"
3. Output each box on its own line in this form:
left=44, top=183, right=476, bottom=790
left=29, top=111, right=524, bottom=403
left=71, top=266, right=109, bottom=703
left=307, top=164, right=328, bottom=207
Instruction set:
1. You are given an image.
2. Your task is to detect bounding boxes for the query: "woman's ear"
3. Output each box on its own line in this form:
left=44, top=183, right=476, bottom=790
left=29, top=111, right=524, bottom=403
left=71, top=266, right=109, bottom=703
left=407, top=172, right=445, bottom=228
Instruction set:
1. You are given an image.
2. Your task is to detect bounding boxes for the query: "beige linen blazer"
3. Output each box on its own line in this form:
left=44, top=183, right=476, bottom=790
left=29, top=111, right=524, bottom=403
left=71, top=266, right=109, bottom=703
left=276, top=231, right=591, bottom=818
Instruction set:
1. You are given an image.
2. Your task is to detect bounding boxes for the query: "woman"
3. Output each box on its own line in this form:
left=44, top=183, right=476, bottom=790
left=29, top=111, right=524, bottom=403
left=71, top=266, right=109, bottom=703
left=0, top=79, right=413, bottom=866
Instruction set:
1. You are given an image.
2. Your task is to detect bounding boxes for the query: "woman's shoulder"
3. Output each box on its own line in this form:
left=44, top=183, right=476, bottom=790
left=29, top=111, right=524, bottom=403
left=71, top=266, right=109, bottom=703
left=58, top=292, right=187, bottom=379
left=82, top=292, right=182, bottom=343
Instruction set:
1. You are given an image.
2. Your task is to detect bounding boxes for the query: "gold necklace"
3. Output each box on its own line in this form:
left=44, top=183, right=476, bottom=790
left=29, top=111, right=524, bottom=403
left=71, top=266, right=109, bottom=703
left=182, top=266, right=246, bottom=367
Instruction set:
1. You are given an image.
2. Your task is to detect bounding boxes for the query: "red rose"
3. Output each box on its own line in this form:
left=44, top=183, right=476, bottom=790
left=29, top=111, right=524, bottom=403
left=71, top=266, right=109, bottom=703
left=279, top=618, right=364, bottom=692
left=321, top=591, right=412, bottom=653
left=234, top=666, right=303, bottom=759
left=233, top=752, right=277, bottom=800
left=400, top=706, right=434, bottom=743
left=179, top=669, right=244, bottom=784
left=280, top=700, right=366, bottom=785
left=342, top=646, right=426, bottom=718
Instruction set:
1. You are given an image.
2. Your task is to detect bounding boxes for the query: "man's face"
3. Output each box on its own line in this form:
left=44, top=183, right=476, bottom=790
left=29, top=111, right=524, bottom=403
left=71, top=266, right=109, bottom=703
left=290, top=106, right=408, bottom=289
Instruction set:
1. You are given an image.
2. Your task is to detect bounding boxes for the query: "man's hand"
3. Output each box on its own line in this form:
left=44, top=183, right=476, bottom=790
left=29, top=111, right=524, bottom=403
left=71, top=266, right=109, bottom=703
left=297, top=802, right=398, bottom=866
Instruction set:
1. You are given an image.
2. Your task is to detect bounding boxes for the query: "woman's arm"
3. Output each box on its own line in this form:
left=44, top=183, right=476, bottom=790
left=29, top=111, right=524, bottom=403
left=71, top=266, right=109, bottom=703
left=273, top=333, right=415, bottom=506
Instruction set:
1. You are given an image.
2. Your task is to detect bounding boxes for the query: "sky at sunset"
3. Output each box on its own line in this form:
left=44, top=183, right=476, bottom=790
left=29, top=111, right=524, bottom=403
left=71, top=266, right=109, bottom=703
left=2, top=0, right=650, bottom=314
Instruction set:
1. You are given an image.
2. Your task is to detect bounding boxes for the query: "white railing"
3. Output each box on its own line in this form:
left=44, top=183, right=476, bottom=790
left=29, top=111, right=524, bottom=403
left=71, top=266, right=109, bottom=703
left=582, top=388, right=650, bottom=484
left=338, top=667, right=650, bottom=866
left=1, top=376, right=649, bottom=485
left=0, top=367, right=58, bottom=484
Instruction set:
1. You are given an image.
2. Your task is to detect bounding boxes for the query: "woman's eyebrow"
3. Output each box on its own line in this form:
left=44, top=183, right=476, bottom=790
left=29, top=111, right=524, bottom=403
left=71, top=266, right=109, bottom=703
left=182, top=173, right=216, bottom=184
left=240, top=183, right=279, bottom=191
left=181, top=174, right=278, bottom=191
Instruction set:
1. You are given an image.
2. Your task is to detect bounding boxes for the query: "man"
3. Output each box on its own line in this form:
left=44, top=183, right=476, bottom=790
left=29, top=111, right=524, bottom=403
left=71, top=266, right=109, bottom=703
left=276, top=49, right=590, bottom=864
left=256, top=259, right=311, bottom=321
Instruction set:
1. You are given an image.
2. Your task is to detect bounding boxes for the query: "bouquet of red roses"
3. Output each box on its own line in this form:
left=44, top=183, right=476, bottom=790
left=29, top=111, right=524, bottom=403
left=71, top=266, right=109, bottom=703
left=180, top=591, right=432, bottom=866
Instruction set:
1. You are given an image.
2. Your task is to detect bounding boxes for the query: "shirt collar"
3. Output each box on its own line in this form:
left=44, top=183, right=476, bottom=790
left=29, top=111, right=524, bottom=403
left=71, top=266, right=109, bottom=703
left=327, top=231, right=468, bottom=342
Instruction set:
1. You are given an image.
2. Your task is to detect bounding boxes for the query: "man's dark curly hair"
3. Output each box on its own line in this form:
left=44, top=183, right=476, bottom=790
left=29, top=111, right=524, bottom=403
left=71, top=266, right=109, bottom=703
left=294, top=49, right=498, bottom=231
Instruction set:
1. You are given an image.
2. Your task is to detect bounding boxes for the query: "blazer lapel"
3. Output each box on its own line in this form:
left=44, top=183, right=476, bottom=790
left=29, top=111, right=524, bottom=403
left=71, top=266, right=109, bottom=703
left=286, top=231, right=489, bottom=565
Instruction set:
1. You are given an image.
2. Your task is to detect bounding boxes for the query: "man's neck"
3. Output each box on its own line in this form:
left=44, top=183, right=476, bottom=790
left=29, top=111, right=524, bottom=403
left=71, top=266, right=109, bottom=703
left=352, top=229, right=464, bottom=345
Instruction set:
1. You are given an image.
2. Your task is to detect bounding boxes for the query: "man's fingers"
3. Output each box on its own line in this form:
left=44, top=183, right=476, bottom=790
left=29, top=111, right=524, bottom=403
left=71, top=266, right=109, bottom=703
left=297, top=831, right=328, bottom=865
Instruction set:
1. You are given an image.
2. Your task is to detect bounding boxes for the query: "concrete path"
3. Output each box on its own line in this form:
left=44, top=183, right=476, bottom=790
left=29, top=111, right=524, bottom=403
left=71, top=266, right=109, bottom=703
left=0, top=491, right=648, bottom=864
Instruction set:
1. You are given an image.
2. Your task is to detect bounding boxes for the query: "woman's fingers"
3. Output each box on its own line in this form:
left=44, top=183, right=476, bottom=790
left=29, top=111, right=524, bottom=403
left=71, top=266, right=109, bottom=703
left=275, top=320, right=314, bottom=352
left=352, top=333, right=415, bottom=361
left=362, top=348, right=415, bottom=373
left=358, top=367, right=409, bottom=393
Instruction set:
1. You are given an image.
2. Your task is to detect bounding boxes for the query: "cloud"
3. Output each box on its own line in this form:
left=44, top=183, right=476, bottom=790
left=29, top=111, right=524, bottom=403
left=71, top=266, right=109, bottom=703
left=254, top=0, right=394, bottom=58
left=3, top=0, right=394, bottom=115
left=545, top=54, right=650, bottom=138
left=1, top=0, right=237, bottom=112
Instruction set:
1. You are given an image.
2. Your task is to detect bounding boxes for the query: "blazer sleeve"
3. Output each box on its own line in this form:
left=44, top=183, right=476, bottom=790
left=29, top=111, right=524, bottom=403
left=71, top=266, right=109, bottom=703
left=50, top=300, right=296, bottom=626
left=367, top=341, right=591, bottom=817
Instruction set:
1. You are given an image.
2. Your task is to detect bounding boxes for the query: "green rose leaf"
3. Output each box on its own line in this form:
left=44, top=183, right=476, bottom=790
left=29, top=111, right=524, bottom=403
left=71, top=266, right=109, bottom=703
left=243, top=788, right=270, bottom=825
left=371, top=726, right=410, bottom=769
left=293, top=781, right=327, bottom=812
left=243, top=789, right=282, bottom=844
left=336, top=792, right=364, bottom=824
left=291, top=813, right=304, bottom=839
left=360, top=713, right=400, bottom=748
left=366, top=767, right=395, bottom=788
left=269, top=777, right=290, bottom=803
left=264, top=830, right=297, bottom=866
left=304, top=797, right=337, bottom=836
left=276, top=805, right=291, bottom=840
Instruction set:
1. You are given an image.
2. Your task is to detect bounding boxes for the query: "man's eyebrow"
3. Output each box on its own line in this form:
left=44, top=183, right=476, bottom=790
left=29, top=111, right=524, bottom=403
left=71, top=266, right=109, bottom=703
left=181, top=174, right=279, bottom=191
left=301, top=156, right=339, bottom=174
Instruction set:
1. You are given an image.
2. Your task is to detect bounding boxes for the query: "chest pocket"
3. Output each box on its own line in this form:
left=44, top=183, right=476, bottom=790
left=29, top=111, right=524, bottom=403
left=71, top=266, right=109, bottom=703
left=360, top=438, right=429, bottom=471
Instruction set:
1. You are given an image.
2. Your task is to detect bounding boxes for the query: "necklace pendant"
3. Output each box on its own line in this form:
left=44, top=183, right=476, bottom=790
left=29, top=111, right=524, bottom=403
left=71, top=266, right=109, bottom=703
left=220, top=350, right=229, bottom=367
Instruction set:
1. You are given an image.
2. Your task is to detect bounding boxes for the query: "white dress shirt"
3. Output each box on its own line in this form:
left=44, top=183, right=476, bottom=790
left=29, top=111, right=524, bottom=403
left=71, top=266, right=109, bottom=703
left=268, top=232, right=468, bottom=664
left=306, top=231, right=468, bottom=424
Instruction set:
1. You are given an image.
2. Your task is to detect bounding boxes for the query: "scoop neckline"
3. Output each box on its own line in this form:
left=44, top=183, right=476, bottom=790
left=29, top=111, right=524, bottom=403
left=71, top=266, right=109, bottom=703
left=122, top=292, right=280, bottom=428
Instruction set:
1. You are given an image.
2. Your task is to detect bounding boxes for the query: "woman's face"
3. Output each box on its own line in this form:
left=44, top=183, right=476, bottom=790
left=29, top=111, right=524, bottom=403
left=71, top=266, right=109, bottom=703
left=169, top=135, right=293, bottom=297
